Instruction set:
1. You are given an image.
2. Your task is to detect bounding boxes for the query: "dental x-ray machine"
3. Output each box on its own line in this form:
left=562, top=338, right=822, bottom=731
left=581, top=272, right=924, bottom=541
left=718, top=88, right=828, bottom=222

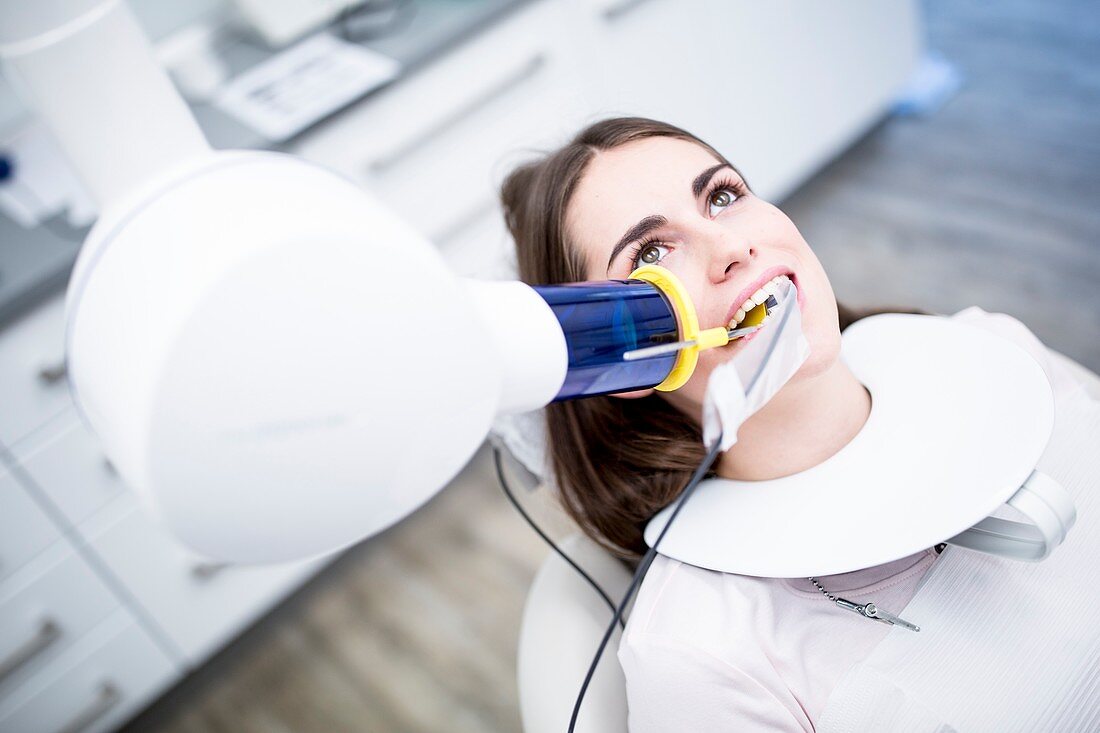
left=0, top=0, right=793, bottom=564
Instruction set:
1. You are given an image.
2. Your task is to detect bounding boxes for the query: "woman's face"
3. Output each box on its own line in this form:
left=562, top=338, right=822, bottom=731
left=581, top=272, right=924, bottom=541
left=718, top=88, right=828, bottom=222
left=566, top=136, right=842, bottom=412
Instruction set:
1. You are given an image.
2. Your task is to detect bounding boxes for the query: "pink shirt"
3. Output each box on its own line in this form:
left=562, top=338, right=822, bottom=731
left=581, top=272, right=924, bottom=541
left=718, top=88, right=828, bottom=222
left=617, top=308, right=1086, bottom=732
left=618, top=546, right=941, bottom=731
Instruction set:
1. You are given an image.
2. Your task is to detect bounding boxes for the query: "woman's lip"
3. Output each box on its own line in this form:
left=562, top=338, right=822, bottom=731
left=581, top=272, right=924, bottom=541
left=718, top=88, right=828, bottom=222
left=724, top=266, right=797, bottom=327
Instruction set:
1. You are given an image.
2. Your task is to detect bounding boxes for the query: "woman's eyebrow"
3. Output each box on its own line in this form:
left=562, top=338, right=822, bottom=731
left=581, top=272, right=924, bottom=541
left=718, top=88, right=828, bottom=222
left=602, top=164, right=732, bottom=273
left=607, top=214, right=668, bottom=273
left=692, top=163, right=732, bottom=197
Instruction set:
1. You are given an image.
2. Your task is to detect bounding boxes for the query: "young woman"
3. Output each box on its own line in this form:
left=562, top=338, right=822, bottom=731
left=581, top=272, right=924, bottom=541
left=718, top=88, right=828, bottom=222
left=499, top=117, right=1098, bottom=730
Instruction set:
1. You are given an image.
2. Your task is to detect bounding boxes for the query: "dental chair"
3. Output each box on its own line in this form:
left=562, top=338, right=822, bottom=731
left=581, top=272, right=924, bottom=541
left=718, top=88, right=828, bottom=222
left=490, top=442, right=632, bottom=733
left=517, top=532, right=632, bottom=733
left=510, top=351, right=1100, bottom=733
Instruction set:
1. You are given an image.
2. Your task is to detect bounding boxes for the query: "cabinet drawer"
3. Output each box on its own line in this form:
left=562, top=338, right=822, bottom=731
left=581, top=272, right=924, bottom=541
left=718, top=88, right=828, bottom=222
left=291, top=0, right=587, bottom=250
left=0, top=296, right=71, bottom=449
left=0, top=460, right=60, bottom=584
left=0, top=609, right=176, bottom=733
left=14, top=410, right=126, bottom=529
left=435, top=200, right=515, bottom=280
left=0, top=541, right=120, bottom=694
left=85, top=501, right=326, bottom=664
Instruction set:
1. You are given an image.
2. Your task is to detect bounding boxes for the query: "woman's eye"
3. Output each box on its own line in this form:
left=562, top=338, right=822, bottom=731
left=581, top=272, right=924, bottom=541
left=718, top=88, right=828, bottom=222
left=635, top=242, right=670, bottom=267
left=708, top=188, right=738, bottom=216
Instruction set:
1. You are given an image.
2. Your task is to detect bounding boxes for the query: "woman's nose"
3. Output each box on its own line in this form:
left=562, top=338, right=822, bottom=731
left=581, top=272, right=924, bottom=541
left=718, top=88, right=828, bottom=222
left=705, top=229, right=755, bottom=283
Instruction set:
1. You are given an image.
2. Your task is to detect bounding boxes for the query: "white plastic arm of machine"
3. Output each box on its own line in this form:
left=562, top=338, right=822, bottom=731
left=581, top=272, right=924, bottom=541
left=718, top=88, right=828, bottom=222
left=948, top=470, right=1077, bottom=562
left=0, top=0, right=572, bottom=563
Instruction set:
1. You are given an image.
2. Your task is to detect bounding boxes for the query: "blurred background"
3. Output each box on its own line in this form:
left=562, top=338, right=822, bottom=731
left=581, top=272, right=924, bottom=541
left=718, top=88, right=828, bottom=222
left=0, top=0, right=1096, bottom=731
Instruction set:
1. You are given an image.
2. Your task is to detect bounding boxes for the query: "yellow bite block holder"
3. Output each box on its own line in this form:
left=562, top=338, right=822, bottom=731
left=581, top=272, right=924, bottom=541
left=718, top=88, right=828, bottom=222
left=629, top=265, right=732, bottom=392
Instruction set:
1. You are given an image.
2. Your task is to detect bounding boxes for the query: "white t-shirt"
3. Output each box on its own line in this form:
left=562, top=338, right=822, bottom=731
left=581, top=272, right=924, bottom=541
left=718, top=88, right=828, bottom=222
left=616, top=308, right=1092, bottom=732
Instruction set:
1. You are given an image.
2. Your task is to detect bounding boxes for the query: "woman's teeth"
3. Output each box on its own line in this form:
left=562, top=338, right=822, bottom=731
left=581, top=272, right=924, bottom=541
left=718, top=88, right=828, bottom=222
left=728, top=274, right=791, bottom=328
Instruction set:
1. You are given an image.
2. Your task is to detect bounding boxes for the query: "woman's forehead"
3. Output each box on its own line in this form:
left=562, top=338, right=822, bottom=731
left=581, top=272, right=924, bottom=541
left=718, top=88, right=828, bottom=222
left=581, top=137, right=720, bottom=199
left=567, top=137, right=722, bottom=265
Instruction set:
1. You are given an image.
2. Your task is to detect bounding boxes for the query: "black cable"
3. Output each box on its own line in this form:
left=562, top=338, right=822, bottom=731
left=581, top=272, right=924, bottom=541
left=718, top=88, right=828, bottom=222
left=567, top=435, right=724, bottom=733
left=562, top=286, right=791, bottom=730
left=492, top=445, right=624, bottom=631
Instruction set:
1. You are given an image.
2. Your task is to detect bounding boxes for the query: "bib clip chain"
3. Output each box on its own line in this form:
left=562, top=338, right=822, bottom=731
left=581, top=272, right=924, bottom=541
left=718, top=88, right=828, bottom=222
left=807, top=576, right=921, bottom=633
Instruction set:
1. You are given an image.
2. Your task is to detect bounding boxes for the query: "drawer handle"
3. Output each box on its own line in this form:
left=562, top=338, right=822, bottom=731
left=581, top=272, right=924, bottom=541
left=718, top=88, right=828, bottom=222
left=367, top=53, right=548, bottom=175
left=191, top=560, right=230, bottom=580
left=0, top=617, right=62, bottom=683
left=432, top=199, right=498, bottom=247
left=602, top=0, right=660, bottom=22
left=56, top=681, right=121, bottom=733
left=37, top=361, right=68, bottom=385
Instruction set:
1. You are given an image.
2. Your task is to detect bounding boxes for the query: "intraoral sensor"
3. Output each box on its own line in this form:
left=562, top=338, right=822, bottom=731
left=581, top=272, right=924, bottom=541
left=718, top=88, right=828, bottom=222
left=622, top=294, right=779, bottom=361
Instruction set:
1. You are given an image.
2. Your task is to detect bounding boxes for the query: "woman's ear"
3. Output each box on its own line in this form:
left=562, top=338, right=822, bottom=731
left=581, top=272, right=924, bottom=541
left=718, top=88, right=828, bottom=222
left=610, top=388, right=655, bottom=399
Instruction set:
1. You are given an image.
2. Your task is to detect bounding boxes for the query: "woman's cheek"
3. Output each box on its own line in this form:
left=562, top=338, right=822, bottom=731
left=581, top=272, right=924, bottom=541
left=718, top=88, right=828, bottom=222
left=805, top=322, right=842, bottom=376
left=797, top=296, right=843, bottom=377
left=790, top=251, right=842, bottom=371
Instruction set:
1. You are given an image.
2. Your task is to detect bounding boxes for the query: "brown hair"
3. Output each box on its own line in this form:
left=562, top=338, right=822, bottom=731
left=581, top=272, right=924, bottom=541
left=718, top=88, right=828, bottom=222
left=500, top=117, right=918, bottom=558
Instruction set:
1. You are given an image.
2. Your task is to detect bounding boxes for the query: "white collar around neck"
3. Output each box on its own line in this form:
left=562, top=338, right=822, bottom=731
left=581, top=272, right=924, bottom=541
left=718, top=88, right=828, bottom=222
left=644, top=313, right=1057, bottom=578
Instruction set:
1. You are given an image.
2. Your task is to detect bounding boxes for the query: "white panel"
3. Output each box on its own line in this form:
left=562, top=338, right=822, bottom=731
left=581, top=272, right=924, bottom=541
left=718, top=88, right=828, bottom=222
left=14, top=410, right=127, bottom=529
left=580, top=0, right=921, bottom=201
left=436, top=200, right=516, bottom=281
left=0, top=296, right=71, bottom=448
left=290, top=0, right=588, bottom=245
left=0, top=610, right=177, bottom=733
left=0, top=540, right=120, bottom=693
left=0, top=459, right=60, bottom=584
left=84, top=502, right=326, bottom=663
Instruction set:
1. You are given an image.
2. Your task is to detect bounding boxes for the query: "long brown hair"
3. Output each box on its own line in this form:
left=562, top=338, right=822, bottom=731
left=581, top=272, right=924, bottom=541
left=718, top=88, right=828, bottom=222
left=500, top=117, right=917, bottom=558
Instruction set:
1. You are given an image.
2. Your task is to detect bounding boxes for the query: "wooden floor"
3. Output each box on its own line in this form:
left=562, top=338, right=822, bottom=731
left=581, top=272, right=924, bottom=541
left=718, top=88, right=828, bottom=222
left=123, top=2, right=1099, bottom=732
left=784, top=0, right=1100, bottom=372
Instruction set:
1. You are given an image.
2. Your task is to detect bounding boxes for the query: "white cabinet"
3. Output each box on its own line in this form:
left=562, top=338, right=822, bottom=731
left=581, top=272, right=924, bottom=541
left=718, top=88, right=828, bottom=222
left=83, top=497, right=324, bottom=664
left=573, top=0, right=725, bottom=132
left=0, top=297, right=70, bottom=448
left=290, top=0, right=592, bottom=257
left=436, top=200, right=516, bottom=280
left=0, top=610, right=175, bottom=733
left=0, top=540, right=121, bottom=694
left=0, top=460, right=60, bottom=585
left=14, top=411, right=125, bottom=529
left=578, top=0, right=921, bottom=201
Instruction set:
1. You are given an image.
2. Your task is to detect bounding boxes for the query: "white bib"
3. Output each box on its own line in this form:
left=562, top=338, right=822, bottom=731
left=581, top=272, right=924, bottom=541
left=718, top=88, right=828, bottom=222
left=644, top=314, right=1070, bottom=577
left=817, top=368, right=1100, bottom=732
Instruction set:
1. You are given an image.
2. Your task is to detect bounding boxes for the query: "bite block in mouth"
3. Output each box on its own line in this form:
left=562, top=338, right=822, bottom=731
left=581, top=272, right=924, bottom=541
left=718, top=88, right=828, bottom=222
left=741, top=294, right=779, bottom=328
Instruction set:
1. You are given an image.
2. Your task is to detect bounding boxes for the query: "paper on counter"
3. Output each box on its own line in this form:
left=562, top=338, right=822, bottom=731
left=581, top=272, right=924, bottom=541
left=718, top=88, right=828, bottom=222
left=213, top=33, right=400, bottom=142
